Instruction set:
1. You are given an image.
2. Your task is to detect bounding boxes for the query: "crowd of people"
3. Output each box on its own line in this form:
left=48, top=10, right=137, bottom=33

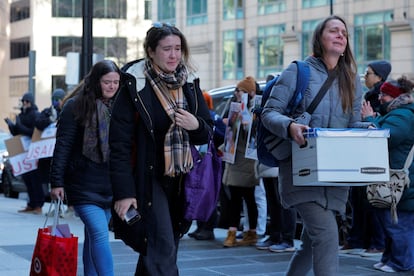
left=4, top=14, right=414, bottom=275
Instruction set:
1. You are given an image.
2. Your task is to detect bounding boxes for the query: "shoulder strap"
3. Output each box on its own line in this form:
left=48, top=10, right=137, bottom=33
left=287, top=60, right=310, bottom=114
left=306, top=70, right=337, bottom=114
left=403, top=143, right=414, bottom=170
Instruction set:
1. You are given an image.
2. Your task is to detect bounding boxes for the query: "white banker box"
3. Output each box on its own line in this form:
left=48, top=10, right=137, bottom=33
left=292, top=128, right=390, bottom=186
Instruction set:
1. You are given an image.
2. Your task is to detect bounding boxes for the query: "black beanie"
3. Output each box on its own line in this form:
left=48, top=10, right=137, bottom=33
left=21, top=92, right=34, bottom=104
left=368, top=60, right=391, bottom=81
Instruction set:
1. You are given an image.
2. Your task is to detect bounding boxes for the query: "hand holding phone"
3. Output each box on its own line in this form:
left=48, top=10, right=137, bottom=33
left=124, top=206, right=141, bottom=225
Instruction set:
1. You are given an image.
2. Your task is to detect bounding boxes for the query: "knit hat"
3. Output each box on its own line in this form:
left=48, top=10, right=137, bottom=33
left=368, top=60, right=392, bottom=81
left=236, top=76, right=256, bottom=93
left=21, top=92, right=34, bottom=104
left=52, top=88, right=66, bottom=101
left=202, top=91, right=213, bottom=110
left=380, top=81, right=404, bottom=98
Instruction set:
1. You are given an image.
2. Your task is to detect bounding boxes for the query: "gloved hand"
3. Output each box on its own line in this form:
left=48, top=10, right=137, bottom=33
left=4, top=118, right=16, bottom=135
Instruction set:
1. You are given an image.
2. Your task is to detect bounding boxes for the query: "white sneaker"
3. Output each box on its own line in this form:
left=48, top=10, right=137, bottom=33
left=373, top=262, right=385, bottom=270
left=379, top=264, right=396, bottom=273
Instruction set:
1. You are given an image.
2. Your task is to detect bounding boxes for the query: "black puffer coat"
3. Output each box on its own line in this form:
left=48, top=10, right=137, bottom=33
left=109, top=59, right=213, bottom=253
left=50, top=98, right=113, bottom=209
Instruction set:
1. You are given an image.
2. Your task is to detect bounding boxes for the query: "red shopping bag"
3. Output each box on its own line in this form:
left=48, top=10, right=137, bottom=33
left=30, top=199, right=78, bottom=276
left=30, top=227, right=78, bottom=276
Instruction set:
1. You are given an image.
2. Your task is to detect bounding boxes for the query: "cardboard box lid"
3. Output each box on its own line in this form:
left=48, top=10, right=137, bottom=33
left=4, top=135, right=31, bottom=156
left=304, top=128, right=390, bottom=138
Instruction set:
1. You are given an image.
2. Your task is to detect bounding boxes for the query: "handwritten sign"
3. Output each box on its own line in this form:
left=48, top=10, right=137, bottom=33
left=26, top=138, right=56, bottom=160
left=8, top=152, right=38, bottom=176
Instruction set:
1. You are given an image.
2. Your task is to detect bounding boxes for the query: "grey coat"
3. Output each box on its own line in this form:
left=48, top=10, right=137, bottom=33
left=261, top=56, right=366, bottom=214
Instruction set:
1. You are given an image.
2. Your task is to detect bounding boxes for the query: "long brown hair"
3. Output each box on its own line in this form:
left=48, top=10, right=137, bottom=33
left=312, top=15, right=357, bottom=112
left=66, top=60, right=121, bottom=126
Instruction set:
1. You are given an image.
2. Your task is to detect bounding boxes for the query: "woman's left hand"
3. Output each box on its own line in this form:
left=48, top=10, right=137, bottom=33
left=175, top=108, right=199, bottom=130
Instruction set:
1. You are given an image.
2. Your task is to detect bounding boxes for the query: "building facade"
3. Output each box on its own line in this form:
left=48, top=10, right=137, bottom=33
left=1, top=0, right=413, bottom=130
left=0, top=0, right=151, bottom=128
left=152, top=0, right=414, bottom=91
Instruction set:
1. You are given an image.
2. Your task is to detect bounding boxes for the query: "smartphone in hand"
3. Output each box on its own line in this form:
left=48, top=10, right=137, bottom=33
left=124, top=206, right=141, bottom=225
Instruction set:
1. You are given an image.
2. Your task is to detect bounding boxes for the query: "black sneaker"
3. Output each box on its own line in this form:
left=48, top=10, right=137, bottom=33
left=188, top=228, right=200, bottom=238
left=194, top=230, right=215, bottom=240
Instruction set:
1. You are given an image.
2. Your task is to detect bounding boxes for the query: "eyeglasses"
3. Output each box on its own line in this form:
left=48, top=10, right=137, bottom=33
left=152, top=22, right=174, bottom=28
left=365, top=71, right=376, bottom=77
left=379, top=93, right=391, bottom=98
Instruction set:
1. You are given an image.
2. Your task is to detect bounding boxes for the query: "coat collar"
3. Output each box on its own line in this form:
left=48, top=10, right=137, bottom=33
left=125, top=59, right=198, bottom=92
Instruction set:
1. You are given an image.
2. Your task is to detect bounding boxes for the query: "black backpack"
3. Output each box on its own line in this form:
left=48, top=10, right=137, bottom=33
left=254, top=60, right=310, bottom=167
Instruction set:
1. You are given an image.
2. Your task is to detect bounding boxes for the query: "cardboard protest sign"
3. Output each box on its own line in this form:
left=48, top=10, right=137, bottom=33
left=27, top=123, right=57, bottom=160
left=5, top=135, right=38, bottom=176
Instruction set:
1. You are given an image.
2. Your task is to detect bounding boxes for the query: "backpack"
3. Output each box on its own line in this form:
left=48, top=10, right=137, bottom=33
left=254, top=60, right=310, bottom=167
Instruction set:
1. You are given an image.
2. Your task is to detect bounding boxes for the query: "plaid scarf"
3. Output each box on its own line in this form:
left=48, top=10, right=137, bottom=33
left=144, top=60, right=193, bottom=177
left=82, top=99, right=112, bottom=163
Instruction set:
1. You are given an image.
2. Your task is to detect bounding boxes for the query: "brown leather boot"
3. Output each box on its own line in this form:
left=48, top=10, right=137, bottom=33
left=223, top=230, right=237, bottom=247
left=237, top=230, right=257, bottom=246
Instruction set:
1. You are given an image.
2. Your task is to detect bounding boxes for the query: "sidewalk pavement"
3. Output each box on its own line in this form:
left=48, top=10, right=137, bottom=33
left=0, top=194, right=408, bottom=275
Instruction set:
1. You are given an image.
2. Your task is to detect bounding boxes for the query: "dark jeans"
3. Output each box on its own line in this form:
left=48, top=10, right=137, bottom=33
left=347, top=186, right=385, bottom=249
left=262, top=177, right=296, bottom=245
left=22, top=169, right=45, bottom=208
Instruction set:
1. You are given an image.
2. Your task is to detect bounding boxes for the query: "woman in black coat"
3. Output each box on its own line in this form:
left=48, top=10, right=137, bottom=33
left=50, top=60, right=121, bottom=276
left=109, top=23, right=212, bottom=275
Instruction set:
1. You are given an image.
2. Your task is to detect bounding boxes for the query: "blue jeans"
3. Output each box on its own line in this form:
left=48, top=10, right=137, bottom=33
left=287, top=202, right=339, bottom=276
left=377, top=208, right=414, bottom=272
left=74, top=204, right=113, bottom=276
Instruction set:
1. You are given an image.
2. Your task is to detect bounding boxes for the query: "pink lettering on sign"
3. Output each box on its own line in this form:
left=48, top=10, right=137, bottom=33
left=9, top=153, right=38, bottom=176
left=26, top=138, right=56, bottom=160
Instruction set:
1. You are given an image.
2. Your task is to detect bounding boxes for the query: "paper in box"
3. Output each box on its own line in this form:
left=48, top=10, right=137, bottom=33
left=292, top=128, right=390, bottom=186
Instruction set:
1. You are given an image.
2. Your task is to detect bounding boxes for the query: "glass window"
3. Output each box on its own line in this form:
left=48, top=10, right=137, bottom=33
left=10, top=76, right=29, bottom=97
left=52, top=0, right=82, bottom=17
left=145, top=0, right=152, bottom=20
left=10, top=0, right=30, bottom=22
left=52, top=0, right=126, bottom=18
left=302, top=0, right=330, bottom=8
left=354, top=11, right=392, bottom=73
left=301, top=19, right=321, bottom=60
left=187, top=0, right=207, bottom=25
left=52, top=36, right=126, bottom=60
left=10, top=38, right=30, bottom=59
left=257, top=25, right=285, bottom=79
left=258, top=0, right=286, bottom=15
left=52, top=36, right=82, bottom=56
left=51, top=75, right=68, bottom=94
left=94, top=37, right=127, bottom=60
left=223, top=0, right=243, bottom=20
left=158, top=0, right=176, bottom=23
left=94, top=0, right=126, bottom=19
left=223, top=30, right=244, bottom=80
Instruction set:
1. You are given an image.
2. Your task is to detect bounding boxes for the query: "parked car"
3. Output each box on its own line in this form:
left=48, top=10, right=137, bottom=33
left=0, top=129, right=27, bottom=198
left=208, top=80, right=267, bottom=117
left=0, top=130, right=10, bottom=182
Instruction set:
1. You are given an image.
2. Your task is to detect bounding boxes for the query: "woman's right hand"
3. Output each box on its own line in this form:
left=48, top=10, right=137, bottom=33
left=289, top=122, right=309, bottom=146
left=114, top=198, right=138, bottom=220
left=50, top=187, right=65, bottom=201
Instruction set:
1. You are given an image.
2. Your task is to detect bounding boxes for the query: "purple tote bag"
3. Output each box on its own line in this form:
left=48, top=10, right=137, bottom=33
left=184, top=139, right=222, bottom=221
